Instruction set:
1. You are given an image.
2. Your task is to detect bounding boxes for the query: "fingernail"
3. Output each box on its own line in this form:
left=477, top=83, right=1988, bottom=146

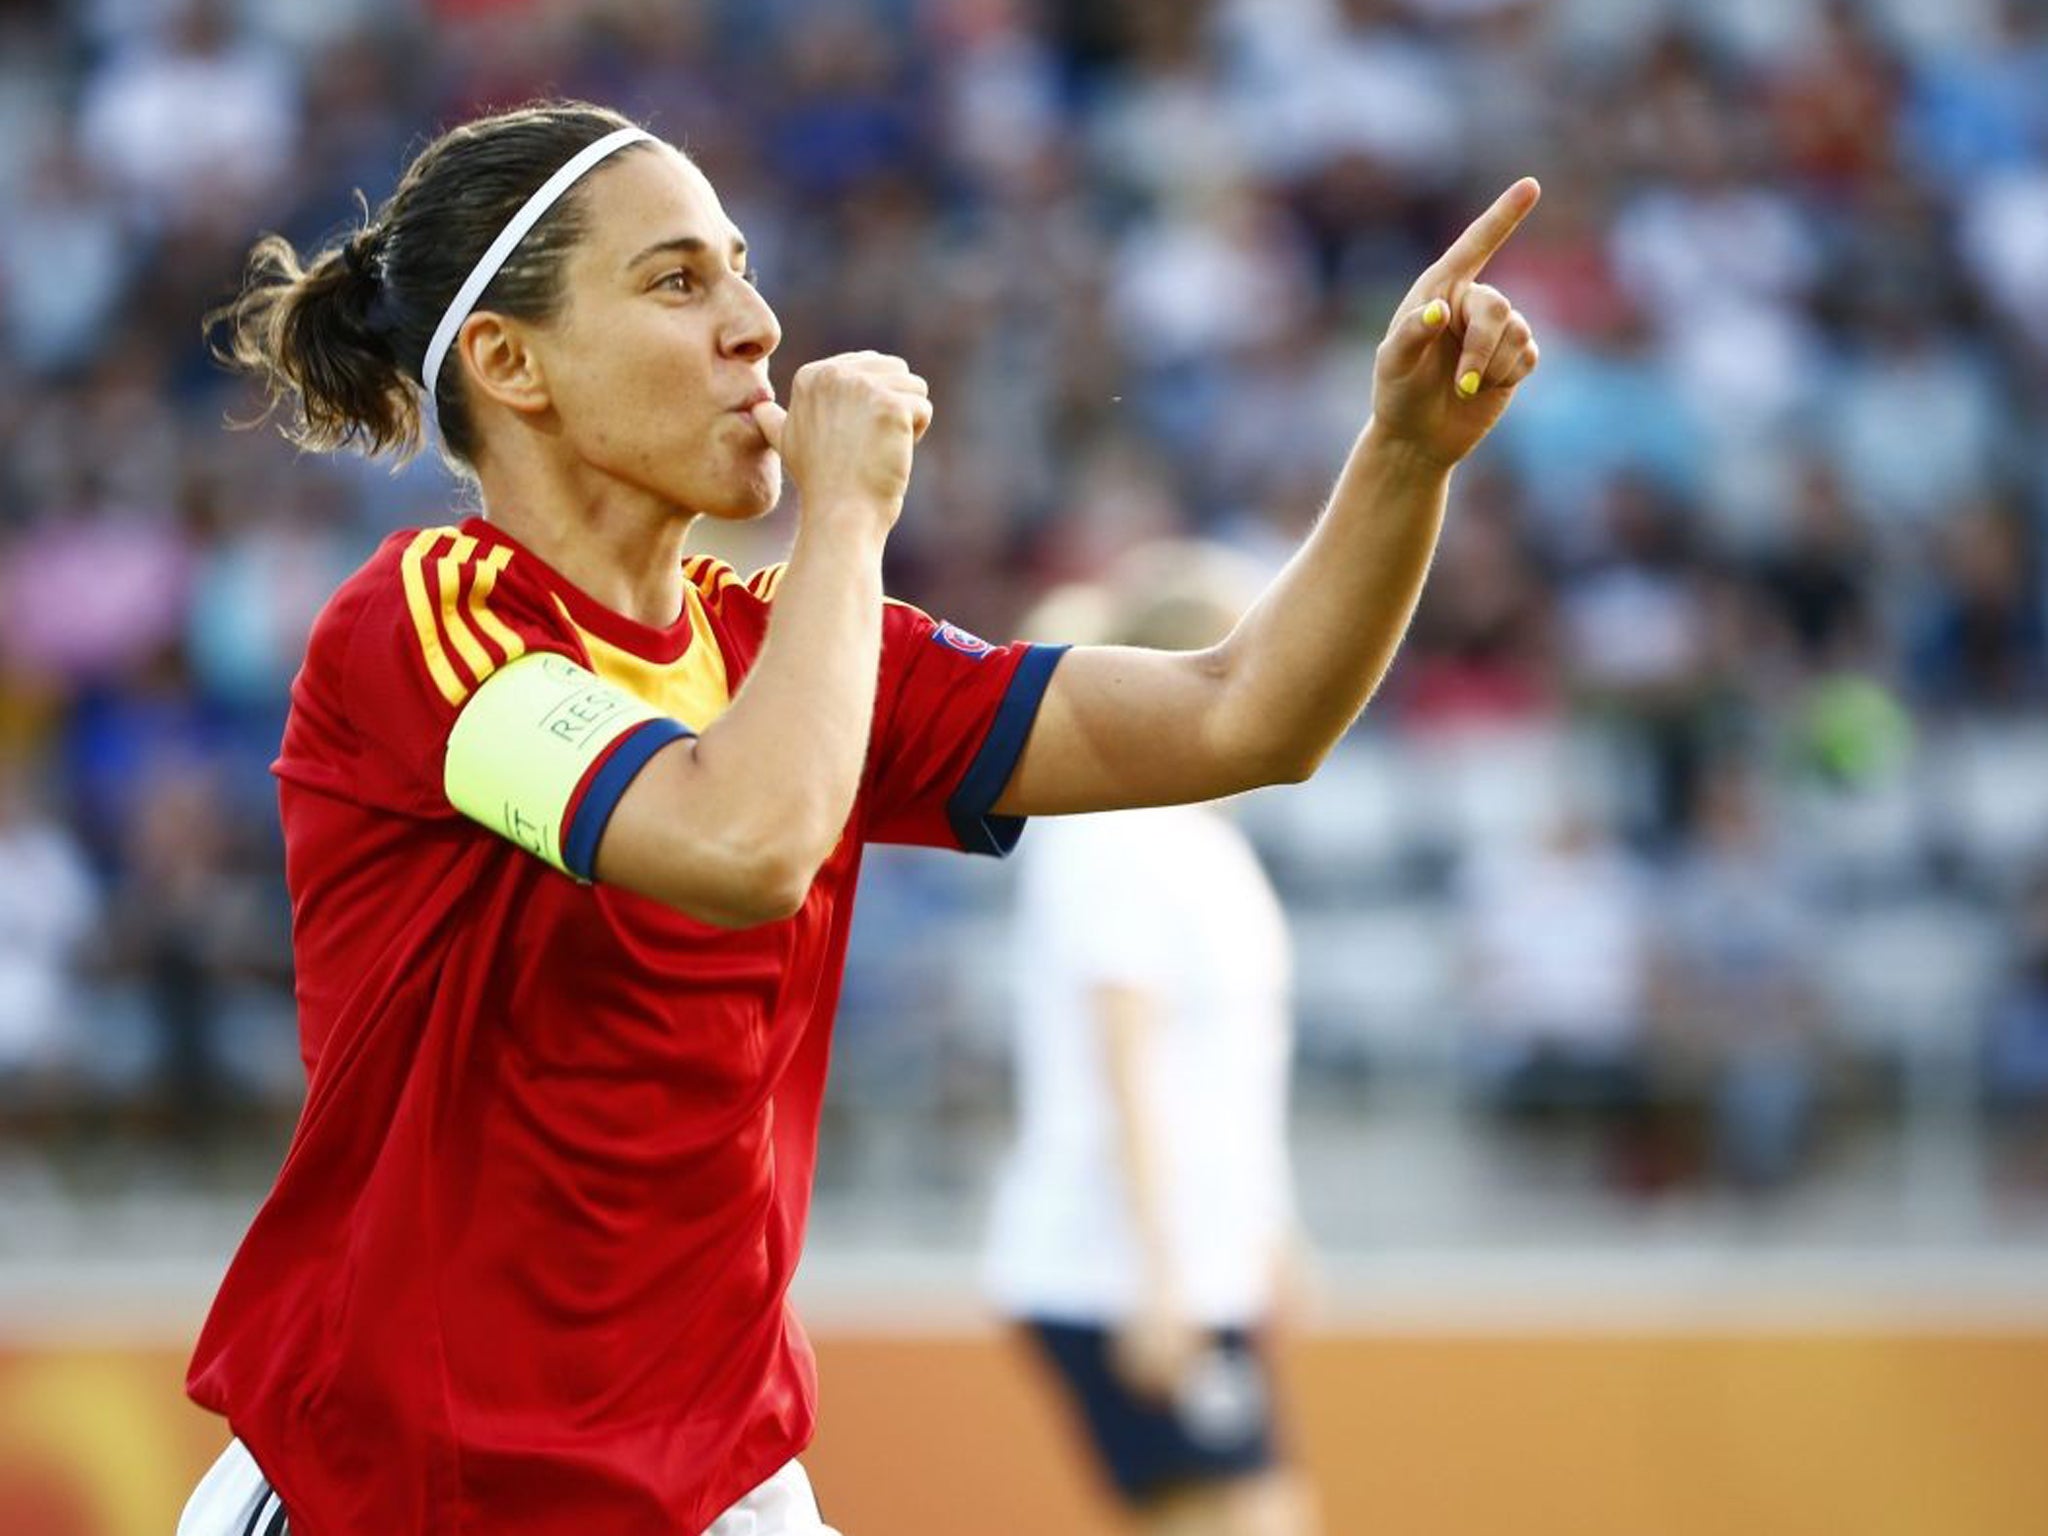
left=1458, top=370, right=1482, bottom=397
left=1423, top=300, right=1448, bottom=328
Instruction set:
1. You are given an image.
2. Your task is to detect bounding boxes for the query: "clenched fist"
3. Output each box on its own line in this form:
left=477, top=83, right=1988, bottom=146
left=748, top=352, right=932, bottom=534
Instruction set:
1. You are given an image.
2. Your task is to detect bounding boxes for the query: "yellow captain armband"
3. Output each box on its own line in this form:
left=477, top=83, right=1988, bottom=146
left=443, top=652, right=694, bottom=882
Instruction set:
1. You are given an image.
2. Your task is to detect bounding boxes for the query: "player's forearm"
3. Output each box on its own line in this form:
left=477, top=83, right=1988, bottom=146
left=687, top=517, right=887, bottom=893
left=1212, top=419, right=1451, bottom=780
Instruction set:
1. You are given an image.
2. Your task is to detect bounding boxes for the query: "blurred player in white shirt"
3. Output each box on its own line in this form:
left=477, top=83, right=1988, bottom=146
left=985, top=545, right=1317, bottom=1536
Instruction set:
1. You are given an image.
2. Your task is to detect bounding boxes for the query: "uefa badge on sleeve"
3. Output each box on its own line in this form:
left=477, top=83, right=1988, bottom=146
left=932, top=622, right=994, bottom=659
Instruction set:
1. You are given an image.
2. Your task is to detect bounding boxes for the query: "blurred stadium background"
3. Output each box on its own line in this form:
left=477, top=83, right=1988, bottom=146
left=2, top=0, right=2047, bottom=1530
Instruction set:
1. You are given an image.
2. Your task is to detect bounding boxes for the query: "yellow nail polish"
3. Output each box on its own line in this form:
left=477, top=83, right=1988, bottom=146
left=1458, top=370, right=1482, bottom=397
left=1423, top=300, right=1448, bottom=328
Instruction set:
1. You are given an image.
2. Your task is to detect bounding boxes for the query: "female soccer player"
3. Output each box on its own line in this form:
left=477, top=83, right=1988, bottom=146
left=177, top=101, right=1539, bottom=1536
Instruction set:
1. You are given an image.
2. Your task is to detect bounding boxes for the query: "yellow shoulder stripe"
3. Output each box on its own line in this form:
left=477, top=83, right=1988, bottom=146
left=746, top=562, right=789, bottom=601
left=436, top=534, right=493, bottom=680
left=398, top=526, right=527, bottom=707
left=468, top=545, right=526, bottom=662
left=401, top=528, right=468, bottom=706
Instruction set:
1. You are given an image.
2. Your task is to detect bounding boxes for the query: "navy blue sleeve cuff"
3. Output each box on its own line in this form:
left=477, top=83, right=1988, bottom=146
left=945, top=644, right=1069, bottom=857
left=561, top=717, right=693, bottom=882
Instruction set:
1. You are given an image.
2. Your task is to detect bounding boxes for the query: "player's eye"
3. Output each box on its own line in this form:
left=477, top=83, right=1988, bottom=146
left=657, top=268, right=698, bottom=295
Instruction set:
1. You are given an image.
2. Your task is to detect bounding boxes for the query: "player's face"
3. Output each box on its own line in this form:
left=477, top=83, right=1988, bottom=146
left=537, top=145, right=783, bottom=520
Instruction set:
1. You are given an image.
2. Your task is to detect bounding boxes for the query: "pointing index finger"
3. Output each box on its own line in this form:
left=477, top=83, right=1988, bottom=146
left=1433, top=177, right=1542, bottom=285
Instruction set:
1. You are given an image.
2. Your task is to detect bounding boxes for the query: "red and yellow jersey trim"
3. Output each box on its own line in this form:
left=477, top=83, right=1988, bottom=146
left=744, top=562, right=790, bottom=602
left=684, top=555, right=744, bottom=600
left=400, top=526, right=528, bottom=706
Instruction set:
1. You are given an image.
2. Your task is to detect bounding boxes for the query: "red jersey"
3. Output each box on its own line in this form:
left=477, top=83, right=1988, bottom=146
left=186, top=516, right=1063, bottom=1535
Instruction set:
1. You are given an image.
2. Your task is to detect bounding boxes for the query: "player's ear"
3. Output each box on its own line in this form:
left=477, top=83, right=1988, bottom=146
left=457, top=312, right=552, bottom=418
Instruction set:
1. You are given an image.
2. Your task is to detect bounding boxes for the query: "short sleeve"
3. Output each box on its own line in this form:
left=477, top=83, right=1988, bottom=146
left=862, top=602, right=1066, bottom=855
left=281, top=526, right=581, bottom=819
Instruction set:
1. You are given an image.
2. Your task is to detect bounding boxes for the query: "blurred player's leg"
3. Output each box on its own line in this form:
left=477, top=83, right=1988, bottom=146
left=1145, top=1468, right=1317, bottom=1536
left=1221, top=1467, right=1319, bottom=1536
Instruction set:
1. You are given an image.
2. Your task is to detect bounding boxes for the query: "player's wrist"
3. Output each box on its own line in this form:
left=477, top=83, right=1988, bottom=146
left=1359, top=414, right=1463, bottom=479
left=790, top=507, right=893, bottom=562
left=790, top=499, right=897, bottom=552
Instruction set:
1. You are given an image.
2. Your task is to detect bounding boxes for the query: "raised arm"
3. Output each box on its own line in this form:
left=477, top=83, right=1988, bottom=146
left=995, top=179, right=1543, bottom=816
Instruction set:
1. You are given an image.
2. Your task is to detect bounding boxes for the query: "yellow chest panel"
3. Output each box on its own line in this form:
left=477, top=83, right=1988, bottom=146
left=551, top=585, right=733, bottom=733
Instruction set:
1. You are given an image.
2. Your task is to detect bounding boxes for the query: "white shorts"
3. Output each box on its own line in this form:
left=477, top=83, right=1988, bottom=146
left=177, top=1437, right=843, bottom=1536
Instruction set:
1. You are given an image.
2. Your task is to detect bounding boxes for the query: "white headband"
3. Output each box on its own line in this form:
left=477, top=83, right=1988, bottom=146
left=420, top=126, right=655, bottom=404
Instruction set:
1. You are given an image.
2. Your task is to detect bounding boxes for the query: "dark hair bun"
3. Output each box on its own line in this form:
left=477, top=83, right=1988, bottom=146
left=206, top=100, right=645, bottom=469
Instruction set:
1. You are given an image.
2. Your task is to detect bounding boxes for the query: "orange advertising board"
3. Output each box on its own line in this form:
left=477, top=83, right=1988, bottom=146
left=3, top=1331, right=2045, bottom=1535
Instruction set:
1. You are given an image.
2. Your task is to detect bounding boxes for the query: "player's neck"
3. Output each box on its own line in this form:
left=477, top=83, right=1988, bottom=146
left=475, top=460, right=696, bottom=630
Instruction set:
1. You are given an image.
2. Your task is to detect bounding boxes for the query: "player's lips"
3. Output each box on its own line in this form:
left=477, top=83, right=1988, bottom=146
left=732, top=389, right=774, bottom=414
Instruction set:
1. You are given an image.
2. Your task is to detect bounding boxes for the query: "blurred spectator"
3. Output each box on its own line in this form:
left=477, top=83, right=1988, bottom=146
left=0, top=755, right=99, bottom=1133
left=1824, top=304, right=2004, bottom=538
left=99, top=763, right=291, bottom=1148
left=1460, top=809, right=1661, bottom=1189
left=1751, top=457, right=1878, bottom=678
left=59, top=643, right=226, bottom=870
left=1653, top=762, right=1828, bottom=1193
left=1608, top=103, right=1818, bottom=323
left=1083, top=0, right=1247, bottom=200
left=1767, top=0, right=1906, bottom=196
left=1985, top=866, right=2048, bottom=1194
left=932, top=0, right=1064, bottom=187
left=1608, top=97, right=1825, bottom=540
left=1246, top=0, right=1464, bottom=190
left=0, top=140, right=130, bottom=376
left=763, top=13, right=922, bottom=199
left=1559, top=475, right=1718, bottom=840
left=181, top=456, right=355, bottom=715
left=76, top=0, right=301, bottom=234
left=1909, top=499, right=2047, bottom=711
left=1901, top=0, right=2048, bottom=186
left=1107, top=186, right=1319, bottom=463
left=0, top=498, right=193, bottom=687
left=1492, top=303, right=1707, bottom=553
left=1958, top=166, right=2048, bottom=365
left=1395, top=475, right=1560, bottom=733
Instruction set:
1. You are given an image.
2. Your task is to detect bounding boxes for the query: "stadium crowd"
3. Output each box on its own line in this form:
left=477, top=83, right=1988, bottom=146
left=2, top=0, right=2047, bottom=1211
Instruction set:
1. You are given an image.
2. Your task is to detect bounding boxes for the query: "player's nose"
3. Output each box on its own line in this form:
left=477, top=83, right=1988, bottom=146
left=721, top=279, right=781, bottom=363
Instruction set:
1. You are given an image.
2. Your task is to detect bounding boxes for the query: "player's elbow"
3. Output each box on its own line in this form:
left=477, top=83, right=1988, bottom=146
left=596, top=796, right=824, bottom=928
left=1209, top=660, right=1336, bottom=790
left=664, top=844, right=818, bottom=929
left=1264, top=739, right=1329, bottom=787
left=1222, top=729, right=1327, bottom=793
left=729, top=850, right=818, bottom=925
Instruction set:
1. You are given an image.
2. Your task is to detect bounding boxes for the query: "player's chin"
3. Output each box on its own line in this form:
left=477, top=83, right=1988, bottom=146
left=693, top=453, right=782, bottom=522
